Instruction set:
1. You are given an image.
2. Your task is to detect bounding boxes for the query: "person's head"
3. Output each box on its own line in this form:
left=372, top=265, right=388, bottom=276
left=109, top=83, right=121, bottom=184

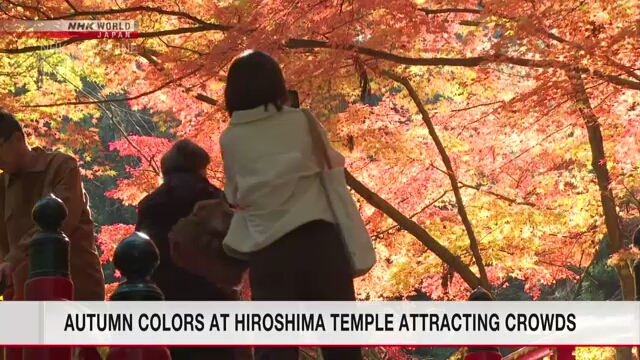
left=0, top=110, right=29, bottom=174
left=160, top=139, right=210, bottom=178
left=224, top=50, right=289, bottom=115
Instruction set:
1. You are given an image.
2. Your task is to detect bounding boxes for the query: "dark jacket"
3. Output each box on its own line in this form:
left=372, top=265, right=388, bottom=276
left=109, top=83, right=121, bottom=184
left=135, top=172, right=233, bottom=301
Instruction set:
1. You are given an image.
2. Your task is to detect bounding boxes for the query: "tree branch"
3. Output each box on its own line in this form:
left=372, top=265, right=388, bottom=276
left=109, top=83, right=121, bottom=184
left=344, top=170, right=482, bottom=289
left=49, top=6, right=231, bottom=29
left=38, top=56, right=162, bottom=176
left=194, top=93, right=218, bottom=105
left=417, top=8, right=640, bottom=84
left=2, top=0, right=51, bottom=19
left=381, top=68, right=490, bottom=290
left=1, top=26, right=638, bottom=91
left=0, top=25, right=223, bottom=54
left=284, top=39, right=640, bottom=90
left=418, top=7, right=483, bottom=25
left=372, top=190, right=451, bottom=239
left=104, top=104, right=161, bottom=176
left=418, top=7, right=482, bottom=15
left=138, top=48, right=219, bottom=105
left=568, top=71, right=635, bottom=301
left=460, top=182, right=537, bottom=207
left=571, top=255, right=598, bottom=300
left=524, top=20, right=640, bottom=83
left=63, top=0, right=79, bottom=13
left=22, top=64, right=203, bottom=107
left=429, top=163, right=538, bottom=207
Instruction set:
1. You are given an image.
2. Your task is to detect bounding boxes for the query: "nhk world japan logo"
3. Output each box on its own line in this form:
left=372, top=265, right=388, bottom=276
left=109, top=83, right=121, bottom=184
left=0, top=20, right=139, bottom=39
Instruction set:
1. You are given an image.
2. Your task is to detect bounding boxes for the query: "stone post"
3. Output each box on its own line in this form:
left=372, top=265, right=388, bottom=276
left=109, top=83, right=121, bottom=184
left=105, top=232, right=171, bottom=360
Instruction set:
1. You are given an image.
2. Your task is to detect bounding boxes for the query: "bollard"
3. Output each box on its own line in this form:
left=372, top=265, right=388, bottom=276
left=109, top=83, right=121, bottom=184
left=555, top=347, right=575, bottom=360
left=106, top=232, right=171, bottom=360
left=465, top=287, right=502, bottom=360
left=20, top=195, right=74, bottom=360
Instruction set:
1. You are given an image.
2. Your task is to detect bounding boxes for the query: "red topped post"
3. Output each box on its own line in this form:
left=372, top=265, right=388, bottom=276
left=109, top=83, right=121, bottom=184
left=555, top=347, right=575, bottom=360
left=22, top=195, right=74, bottom=360
left=105, top=232, right=171, bottom=360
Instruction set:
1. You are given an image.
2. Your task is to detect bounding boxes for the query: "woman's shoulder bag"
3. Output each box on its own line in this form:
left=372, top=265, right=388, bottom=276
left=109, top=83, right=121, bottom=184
left=168, top=198, right=249, bottom=292
left=301, top=108, right=377, bottom=278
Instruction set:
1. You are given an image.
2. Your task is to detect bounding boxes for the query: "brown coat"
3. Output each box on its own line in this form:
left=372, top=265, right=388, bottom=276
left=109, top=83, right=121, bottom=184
left=0, top=148, right=104, bottom=300
left=169, top=198, right=248, bottom=293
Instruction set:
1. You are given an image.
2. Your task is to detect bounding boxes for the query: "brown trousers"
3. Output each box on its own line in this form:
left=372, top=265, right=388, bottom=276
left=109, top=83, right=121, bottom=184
left=249, top=220, right=363, bottom=360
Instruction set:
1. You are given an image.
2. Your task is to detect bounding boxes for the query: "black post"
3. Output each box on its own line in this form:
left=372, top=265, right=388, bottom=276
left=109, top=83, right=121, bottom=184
left=22, top=195, right=74, bottom=360
left=465, top=287, right=502, bottom=360
left=110, top=232, right=164, bottom=301
left=29, top=195, right=71, bottom=280
left=106, top=232, right=172, bottom=360
left=23, top=194, right=74, bottom=300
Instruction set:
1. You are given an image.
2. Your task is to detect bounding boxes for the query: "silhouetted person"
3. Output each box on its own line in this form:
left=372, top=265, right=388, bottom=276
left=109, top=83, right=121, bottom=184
left=220, top=50, right=363, bottom=360
left=136, top=139, right=249, bottom=360
left=0, top=110, right=104, bottom=359
left=0, top=110, right=104, bottom=299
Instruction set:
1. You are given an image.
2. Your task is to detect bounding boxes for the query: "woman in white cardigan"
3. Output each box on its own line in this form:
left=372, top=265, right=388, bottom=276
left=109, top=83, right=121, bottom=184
left=220, top=50, right=362, bottom=360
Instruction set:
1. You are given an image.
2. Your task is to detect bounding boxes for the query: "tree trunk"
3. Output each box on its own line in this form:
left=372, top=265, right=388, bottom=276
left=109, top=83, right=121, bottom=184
left=568, top=72, right=635, bottom=360
left=345, top=171, right=482, bottom=289
left=382, top=69, right=490, bottom=290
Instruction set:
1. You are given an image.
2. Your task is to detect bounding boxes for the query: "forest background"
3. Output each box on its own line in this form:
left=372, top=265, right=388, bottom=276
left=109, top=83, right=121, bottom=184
left=0, top=0, right=639, bottom=359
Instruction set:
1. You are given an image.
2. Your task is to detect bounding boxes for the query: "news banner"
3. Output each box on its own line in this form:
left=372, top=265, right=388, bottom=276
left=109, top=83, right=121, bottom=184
left=0, top=17, right=638, bottom=350
left=0, top=301, right=636, bottom=346
left=0, top=20, right=139, bottom=39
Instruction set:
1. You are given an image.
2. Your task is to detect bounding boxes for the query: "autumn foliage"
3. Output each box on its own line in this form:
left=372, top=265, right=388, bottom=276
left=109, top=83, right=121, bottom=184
left=0, top=0, right=638, bottom=358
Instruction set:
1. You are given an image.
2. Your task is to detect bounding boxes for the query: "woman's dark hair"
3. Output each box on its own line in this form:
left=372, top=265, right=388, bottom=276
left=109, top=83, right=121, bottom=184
left=224, top=50, right=289, bottom=115
left=0, top=110, right=24, bottom=142
left=160, top=139, right=210, bottom=178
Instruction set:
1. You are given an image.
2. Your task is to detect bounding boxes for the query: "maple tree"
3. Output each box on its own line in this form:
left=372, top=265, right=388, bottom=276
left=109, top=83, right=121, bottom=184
left=0, top=0, right=638, bottom=359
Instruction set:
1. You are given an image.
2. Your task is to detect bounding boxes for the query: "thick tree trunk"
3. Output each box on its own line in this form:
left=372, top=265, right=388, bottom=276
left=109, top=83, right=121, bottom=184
left=382, top=69, right=490, bottom=290
left=569, top=72, right=634, bottom=360
left=345, top=171, right=482, bottom=289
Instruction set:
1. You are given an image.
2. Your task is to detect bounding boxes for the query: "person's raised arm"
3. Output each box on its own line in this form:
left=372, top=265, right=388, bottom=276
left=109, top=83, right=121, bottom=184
left=4, top=156, right=86, bottom=267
